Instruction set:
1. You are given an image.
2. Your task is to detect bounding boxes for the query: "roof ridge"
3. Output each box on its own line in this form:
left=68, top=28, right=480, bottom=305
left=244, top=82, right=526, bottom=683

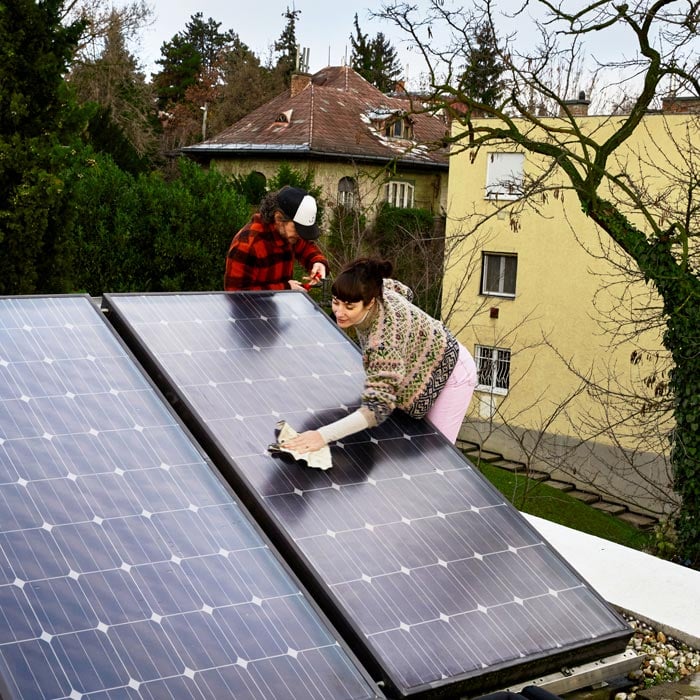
left=308, top=82, right=315, bottom=147
left=184, top=65, right=449, bottom=167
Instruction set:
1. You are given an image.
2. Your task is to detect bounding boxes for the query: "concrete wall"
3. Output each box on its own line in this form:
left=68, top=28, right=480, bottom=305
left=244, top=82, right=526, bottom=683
left=210, top=157, right=448, bottom=222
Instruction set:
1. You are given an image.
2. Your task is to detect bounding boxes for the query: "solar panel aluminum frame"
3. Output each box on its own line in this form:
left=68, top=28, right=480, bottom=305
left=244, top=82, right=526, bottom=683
left=102, top=291, right=633, bottom=700
left=0, top=293, right=384, bottom=700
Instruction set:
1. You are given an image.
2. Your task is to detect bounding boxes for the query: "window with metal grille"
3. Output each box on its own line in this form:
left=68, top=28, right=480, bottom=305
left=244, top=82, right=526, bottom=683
left=475, top=345, right=511, bottom=394
left=481, top=253, right=517, bottom=296
left=385, top=181, right=414, bottom=208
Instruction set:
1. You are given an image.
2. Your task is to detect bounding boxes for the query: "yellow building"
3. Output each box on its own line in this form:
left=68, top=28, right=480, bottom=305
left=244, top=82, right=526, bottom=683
left=445, top=98, right=699, bottom=516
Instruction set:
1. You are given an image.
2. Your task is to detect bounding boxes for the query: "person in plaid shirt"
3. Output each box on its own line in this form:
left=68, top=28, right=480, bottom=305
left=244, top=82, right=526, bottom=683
left=224, top=186, right=329, bottom=291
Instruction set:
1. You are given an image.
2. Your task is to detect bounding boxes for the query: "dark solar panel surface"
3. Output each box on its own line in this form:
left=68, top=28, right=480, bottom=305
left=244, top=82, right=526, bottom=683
left=103, top=291, right=632, bottom=699
left=0, top=295, right=381, bottom=700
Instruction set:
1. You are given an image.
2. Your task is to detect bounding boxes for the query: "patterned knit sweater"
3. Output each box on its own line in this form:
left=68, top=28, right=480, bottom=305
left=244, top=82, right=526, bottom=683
left=355, top=279, right=458, bottom=425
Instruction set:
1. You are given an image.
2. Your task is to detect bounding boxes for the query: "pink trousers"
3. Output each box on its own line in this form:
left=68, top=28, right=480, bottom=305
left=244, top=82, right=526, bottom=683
left=426, top=343, right=477, bottom=444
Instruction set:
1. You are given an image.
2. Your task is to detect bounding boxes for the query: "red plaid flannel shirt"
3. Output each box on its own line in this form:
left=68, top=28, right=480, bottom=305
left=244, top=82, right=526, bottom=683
left=224, top=214, right=329, bottom=291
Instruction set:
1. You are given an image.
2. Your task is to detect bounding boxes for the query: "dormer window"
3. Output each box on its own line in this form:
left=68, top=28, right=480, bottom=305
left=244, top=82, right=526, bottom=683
left=366, top=107, right=414, bottom=140
left=275, top=109, right=293, bottom=124
left=384, top=117, right=412, bottom=139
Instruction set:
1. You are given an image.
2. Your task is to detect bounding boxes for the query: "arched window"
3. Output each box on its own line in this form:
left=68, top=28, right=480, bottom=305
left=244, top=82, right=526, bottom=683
left=337, top=177, right=358, bottom=208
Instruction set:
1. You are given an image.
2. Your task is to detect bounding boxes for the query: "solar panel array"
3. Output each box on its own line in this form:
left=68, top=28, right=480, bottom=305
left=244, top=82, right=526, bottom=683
left=103, top=291, right=632, bottom=699
left=0, top=295, right=382, bottom=700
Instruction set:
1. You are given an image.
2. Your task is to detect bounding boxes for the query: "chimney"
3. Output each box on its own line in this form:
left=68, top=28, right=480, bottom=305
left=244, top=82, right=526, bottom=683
left=559, top=91, right=590, bottom=117
left=290, top=72, right=312, bottom=98
left=662, top=95, right=700, bottom=114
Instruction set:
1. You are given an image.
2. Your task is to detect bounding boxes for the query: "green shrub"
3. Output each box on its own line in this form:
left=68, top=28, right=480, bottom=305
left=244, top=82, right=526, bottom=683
left=267, top=162, right=324, bottom=223
left=70, top=156, right=249, bottom=294
left=230, top=170, right=267, bottom=208
left=369, top=202, right=445, bottom=316
left=70, top=152, right=144, bottom=294
left=147, top=158, right=249, bottom=291
left=0, top=135, right=87, bottom=295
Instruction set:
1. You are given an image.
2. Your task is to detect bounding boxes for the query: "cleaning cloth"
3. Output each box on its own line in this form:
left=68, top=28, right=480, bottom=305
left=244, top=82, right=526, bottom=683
left=267, top=420, right=332, bottom=470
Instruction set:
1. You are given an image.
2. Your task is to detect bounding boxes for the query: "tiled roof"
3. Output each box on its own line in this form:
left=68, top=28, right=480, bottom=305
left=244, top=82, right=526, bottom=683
left=182, top=66, right=449, bottom=169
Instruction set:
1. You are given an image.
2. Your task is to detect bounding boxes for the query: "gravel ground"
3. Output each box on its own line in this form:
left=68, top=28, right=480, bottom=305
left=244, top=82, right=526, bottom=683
left=614, top=615, right=700, bottom=699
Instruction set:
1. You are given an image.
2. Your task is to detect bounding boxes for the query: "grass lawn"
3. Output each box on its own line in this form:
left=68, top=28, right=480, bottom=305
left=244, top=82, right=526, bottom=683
left=476, top=461, right=655, bottom=552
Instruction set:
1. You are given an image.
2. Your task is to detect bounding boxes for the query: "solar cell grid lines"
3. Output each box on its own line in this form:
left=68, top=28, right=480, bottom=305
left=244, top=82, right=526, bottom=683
left=0, top=295, right=382, bottom=700
left=103, top=291, right=632, bottom=699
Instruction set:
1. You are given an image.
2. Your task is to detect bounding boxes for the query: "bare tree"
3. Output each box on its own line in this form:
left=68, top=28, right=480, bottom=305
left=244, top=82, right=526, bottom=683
left=528, top=99, right=696, bottom=524
left=321, top=163, right=454, bottom=317
left=61, top=0, right=153, bottom=62
left=68, top=8, right=157, bottom=161
left=378, top=0, right=700, bottom=566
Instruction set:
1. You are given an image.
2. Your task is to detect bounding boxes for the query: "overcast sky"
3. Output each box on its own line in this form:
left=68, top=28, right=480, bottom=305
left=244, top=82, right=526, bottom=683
left=131, top=0, right=413, bottom=80
left=126, top=0, right=649, bottom=98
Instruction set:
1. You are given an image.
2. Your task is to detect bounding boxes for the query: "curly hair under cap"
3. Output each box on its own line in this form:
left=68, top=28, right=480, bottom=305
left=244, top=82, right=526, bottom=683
left=258, top=190, right=283, bottom=224
left=332, top=257, right=393, bottom=304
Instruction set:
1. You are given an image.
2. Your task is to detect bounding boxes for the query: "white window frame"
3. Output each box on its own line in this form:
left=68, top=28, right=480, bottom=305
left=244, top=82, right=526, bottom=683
left=385, top=180, right=414, bottom=208
left=475, top=345, right=511, bottom=395
left=485, top=152, right=525, bottom=200
left=481, top=253, right=517, bottom=297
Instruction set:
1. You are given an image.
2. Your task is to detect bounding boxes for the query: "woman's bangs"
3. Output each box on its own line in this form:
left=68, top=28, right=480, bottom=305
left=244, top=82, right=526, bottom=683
left=331, top=272, right=364, bottom=303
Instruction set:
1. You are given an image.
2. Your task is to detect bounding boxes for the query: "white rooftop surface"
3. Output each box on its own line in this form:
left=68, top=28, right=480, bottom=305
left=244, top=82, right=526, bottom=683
left=524, top=514, right=700, bottom=649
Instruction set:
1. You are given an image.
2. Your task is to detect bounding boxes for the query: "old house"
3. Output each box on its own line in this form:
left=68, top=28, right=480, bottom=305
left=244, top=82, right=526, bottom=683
left=181, top=65, right=449, bottom=224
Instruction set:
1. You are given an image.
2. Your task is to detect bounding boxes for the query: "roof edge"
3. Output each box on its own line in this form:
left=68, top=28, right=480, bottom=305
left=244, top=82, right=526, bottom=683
left=180, top=146, right=448, bottom=170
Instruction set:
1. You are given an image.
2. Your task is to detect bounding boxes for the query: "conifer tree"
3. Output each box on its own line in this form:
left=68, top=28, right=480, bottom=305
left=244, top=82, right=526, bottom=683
left=69, top=10, right=157, bottom=170
left=0, top=0, right=84, bottom=138
left=184, top=12, right=236, bottom=70
left=152, top=12, right=235, bottom=111
left=459, top=22, right=505, bottom=107
left=349, top=15, right=373, bottom=80
left=274, top=7, right=301, bottom=85
left=350, top=15, right=403, bottom=93
left=153, top=35, right=203, bottom=111
left=0, top=0, right=86, bottom=293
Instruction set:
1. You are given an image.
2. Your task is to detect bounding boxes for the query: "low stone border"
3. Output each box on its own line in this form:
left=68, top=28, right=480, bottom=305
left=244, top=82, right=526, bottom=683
left=457, top=439, right=658, bottom=531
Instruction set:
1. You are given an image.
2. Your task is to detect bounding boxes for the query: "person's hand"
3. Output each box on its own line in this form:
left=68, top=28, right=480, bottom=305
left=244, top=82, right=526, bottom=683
left=310, top=262, right=326, bottom=280
left=288, top=279, right=306, bottom=291
left=301, top=273, right=321, bottom=289
left=281, top=430, right=326, bottom=453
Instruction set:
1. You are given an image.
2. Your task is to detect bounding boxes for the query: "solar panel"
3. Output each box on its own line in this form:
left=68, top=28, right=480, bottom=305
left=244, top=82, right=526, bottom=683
left=102, top=291, right=632, bottom=699
left=0, top=295, right=382, bottom=700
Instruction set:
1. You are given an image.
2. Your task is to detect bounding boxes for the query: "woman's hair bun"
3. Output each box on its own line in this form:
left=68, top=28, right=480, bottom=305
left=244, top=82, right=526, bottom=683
left=374, top=258, right=393, bottom=279
left=333, top=257, right=394, bottom=304
left=350, top=257, right=392, bottom=280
